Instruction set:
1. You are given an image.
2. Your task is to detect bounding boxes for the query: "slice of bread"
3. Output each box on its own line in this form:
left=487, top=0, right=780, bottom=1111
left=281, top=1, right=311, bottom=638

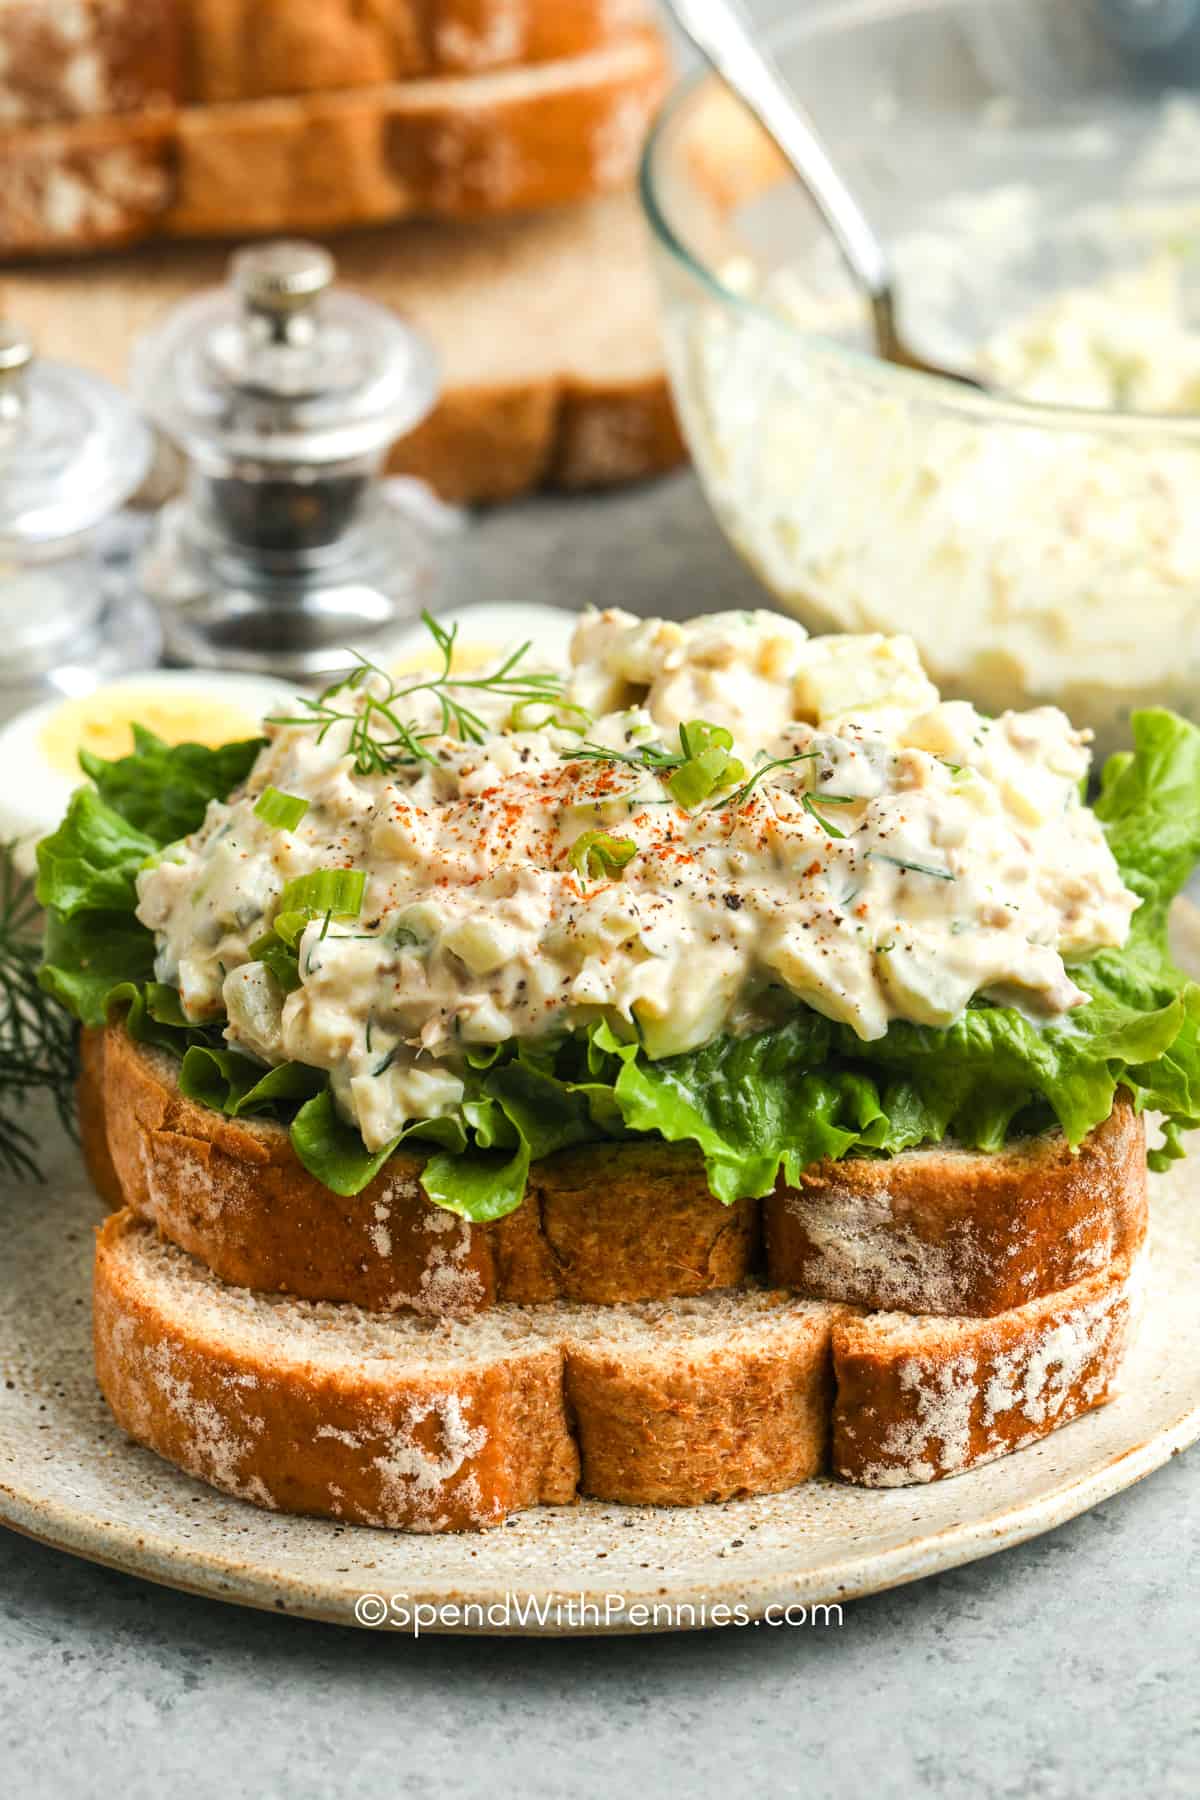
left=0, top=0, right=180, bottom=126
left=558, top=1290, right=840, bottom=1508
left=832, top=1255, right=1140, bottom=1487
left=78, top=1027, right=123, bottom=1212
left=94, top=1210, right=843, bottom=1527
left=0, top=29, right=668, bottom=254
left=765, top=1105, right=1147, bottom=1318
left=87, top=1025, right=1147, bottom=1321
left=94, top=1025, right=760, bottom=1315
left=186, top=0, right=651, bottom=102
left=0, top=194, right=685, bottom=503
left=0, top=0, right=648, bottom=122
left=94, top=1209, right=1141, bottom=1527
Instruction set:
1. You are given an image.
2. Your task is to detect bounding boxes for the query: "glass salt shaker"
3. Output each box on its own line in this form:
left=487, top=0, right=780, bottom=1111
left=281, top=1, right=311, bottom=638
left=0, top=323, right=158, bottom=721
left=133, top=240, right=441, bottom=678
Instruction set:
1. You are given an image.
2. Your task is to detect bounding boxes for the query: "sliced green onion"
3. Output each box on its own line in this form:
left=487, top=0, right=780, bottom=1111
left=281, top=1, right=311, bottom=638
left=139, top=837, right=189, bottom=874
left=668, top=747, right=746, bottom=810
left=678, top=720, right=733, bottom=758
left=249, top=929, right=303, bottom=993
left=254, top=787, right=310, bottom=830
left=569, top=830, right=638, bottom=881
left=509, top=697, right=591, bottom=735
left=663, top=719, right=745, bottom=809
left=272, top=909, right=311, bottom=948
left=278, top=868, right=366, bottom=919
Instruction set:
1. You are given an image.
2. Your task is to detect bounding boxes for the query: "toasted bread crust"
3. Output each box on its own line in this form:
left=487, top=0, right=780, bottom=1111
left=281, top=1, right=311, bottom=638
left=831, top=1256, right=1139, bottom=1487
left=0, top=31, right=668, bottom=255
left=101, top=1025, right=759, bottom=1314
left=388, top=369, right=687, bottom=505
left=96, top=1025, right=1148, bottom=1321
left=93, top=1212, right=580, bottom=1530
left=77, top=1026, right=124, bottom=1211
left=765, top=1102, right=1147, bottom=1317
left=185, top=0, right=650, bottom=101
left=94, top=1212, right=842, bottom=1526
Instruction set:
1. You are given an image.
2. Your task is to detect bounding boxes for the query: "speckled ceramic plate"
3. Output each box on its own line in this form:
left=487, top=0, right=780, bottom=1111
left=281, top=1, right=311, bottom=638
left=4, top=919, right=1200, bottom=1636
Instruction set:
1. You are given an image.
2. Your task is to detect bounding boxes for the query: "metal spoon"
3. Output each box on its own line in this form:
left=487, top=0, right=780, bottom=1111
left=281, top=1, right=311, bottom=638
left=664, top=0, right=984, bottom=389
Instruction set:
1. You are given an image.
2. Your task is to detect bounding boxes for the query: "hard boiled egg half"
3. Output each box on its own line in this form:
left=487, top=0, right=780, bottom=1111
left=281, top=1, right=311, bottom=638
left=0, top=670, right=296, bottom=877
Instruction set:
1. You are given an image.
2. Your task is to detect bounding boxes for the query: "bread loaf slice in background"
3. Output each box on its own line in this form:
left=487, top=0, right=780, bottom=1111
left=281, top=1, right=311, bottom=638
left=187, top=0, right=651, bottom=102
left=2, top=194, right=685, bottom=501
left=0, top=29, right=669, bottom=253
left=0, top=0, right=181, bottom=126
left=0, top=1, right=650, bottom=122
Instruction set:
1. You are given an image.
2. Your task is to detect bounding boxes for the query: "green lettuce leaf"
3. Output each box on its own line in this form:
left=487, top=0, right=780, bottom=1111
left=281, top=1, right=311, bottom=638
left=289, top=1089, right=468, bottom=1197
left=36, top=731, right=262, bottom=1031
left=289, top=1090, right=399, bottom=1196
left=420, top=1055, right=599, bottom=1221
left=79, top=725, right=264, bottom=845
left=38, top=909, right=157, bottom=1028
left=178, top=1045, right=326, bottom=1118
left=35, top=788, right=157, bottom=920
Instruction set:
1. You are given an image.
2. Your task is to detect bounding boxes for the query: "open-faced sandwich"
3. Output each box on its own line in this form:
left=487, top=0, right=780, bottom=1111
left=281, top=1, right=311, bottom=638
left=36, top=608, right=1200, bottom=1531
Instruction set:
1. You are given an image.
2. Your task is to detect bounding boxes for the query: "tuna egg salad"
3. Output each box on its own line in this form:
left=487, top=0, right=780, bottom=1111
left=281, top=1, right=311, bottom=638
left=134, top=608, right=1138, bottom=1156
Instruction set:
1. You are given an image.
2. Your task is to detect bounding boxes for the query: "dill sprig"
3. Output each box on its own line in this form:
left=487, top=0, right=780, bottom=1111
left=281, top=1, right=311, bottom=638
left=564, top=720, right=744, bottom=809
left=802, top=791, right=859, bottom=839
left=712, top=751, right=820, bottom=813
left=869, top=851, right=956, bottom=882
left=268, top=611, right=566, bottom=777
left=567, top=738, right=687, bottom=774
left=0, top=842, right=78, bottom=1182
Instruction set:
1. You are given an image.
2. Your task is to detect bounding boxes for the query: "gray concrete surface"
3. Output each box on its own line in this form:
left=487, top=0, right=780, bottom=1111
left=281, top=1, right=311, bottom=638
left=3, top=471, right=1199, bottom=1798
left=1, top=1396, right=1197, bottom=1798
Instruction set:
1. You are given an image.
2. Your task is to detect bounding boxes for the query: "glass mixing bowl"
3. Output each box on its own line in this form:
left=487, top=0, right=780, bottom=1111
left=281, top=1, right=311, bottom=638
left=640, top=0, right=1200, bottom=755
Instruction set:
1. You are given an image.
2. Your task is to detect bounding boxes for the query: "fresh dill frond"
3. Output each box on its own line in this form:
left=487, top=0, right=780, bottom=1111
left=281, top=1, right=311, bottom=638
left=711, top=751, right=820, bottom=813
left=868, top=851, right=956, bottom=882
left=563, top=720, right=744, bottom=809
left=565, top=739, right=686, bottom=773
left=801, top=791, right=858, bottom=839
left=0, top=842, right=78, bottom=1182
left=267, top=611, right=566, bottom=777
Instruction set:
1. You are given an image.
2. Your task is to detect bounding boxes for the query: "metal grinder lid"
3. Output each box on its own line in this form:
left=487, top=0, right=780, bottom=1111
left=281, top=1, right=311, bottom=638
left=131, top=240, right=440, bottom=468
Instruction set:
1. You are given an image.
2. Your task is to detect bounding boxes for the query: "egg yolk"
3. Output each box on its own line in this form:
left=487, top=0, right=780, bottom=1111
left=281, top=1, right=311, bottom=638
left=39, top=690, right=263, bottom=775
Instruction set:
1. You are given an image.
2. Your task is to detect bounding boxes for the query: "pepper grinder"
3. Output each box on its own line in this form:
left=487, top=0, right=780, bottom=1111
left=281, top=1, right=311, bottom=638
left=134, top=240, right=441, bottom=678
left=0, top=323, right=158, bottom=719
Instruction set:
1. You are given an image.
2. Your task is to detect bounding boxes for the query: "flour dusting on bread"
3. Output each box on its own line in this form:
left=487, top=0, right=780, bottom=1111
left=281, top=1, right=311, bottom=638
left=372, top=1393, right=491, bottom=1531
left=833, top=1259, right=1136, bottom=1487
